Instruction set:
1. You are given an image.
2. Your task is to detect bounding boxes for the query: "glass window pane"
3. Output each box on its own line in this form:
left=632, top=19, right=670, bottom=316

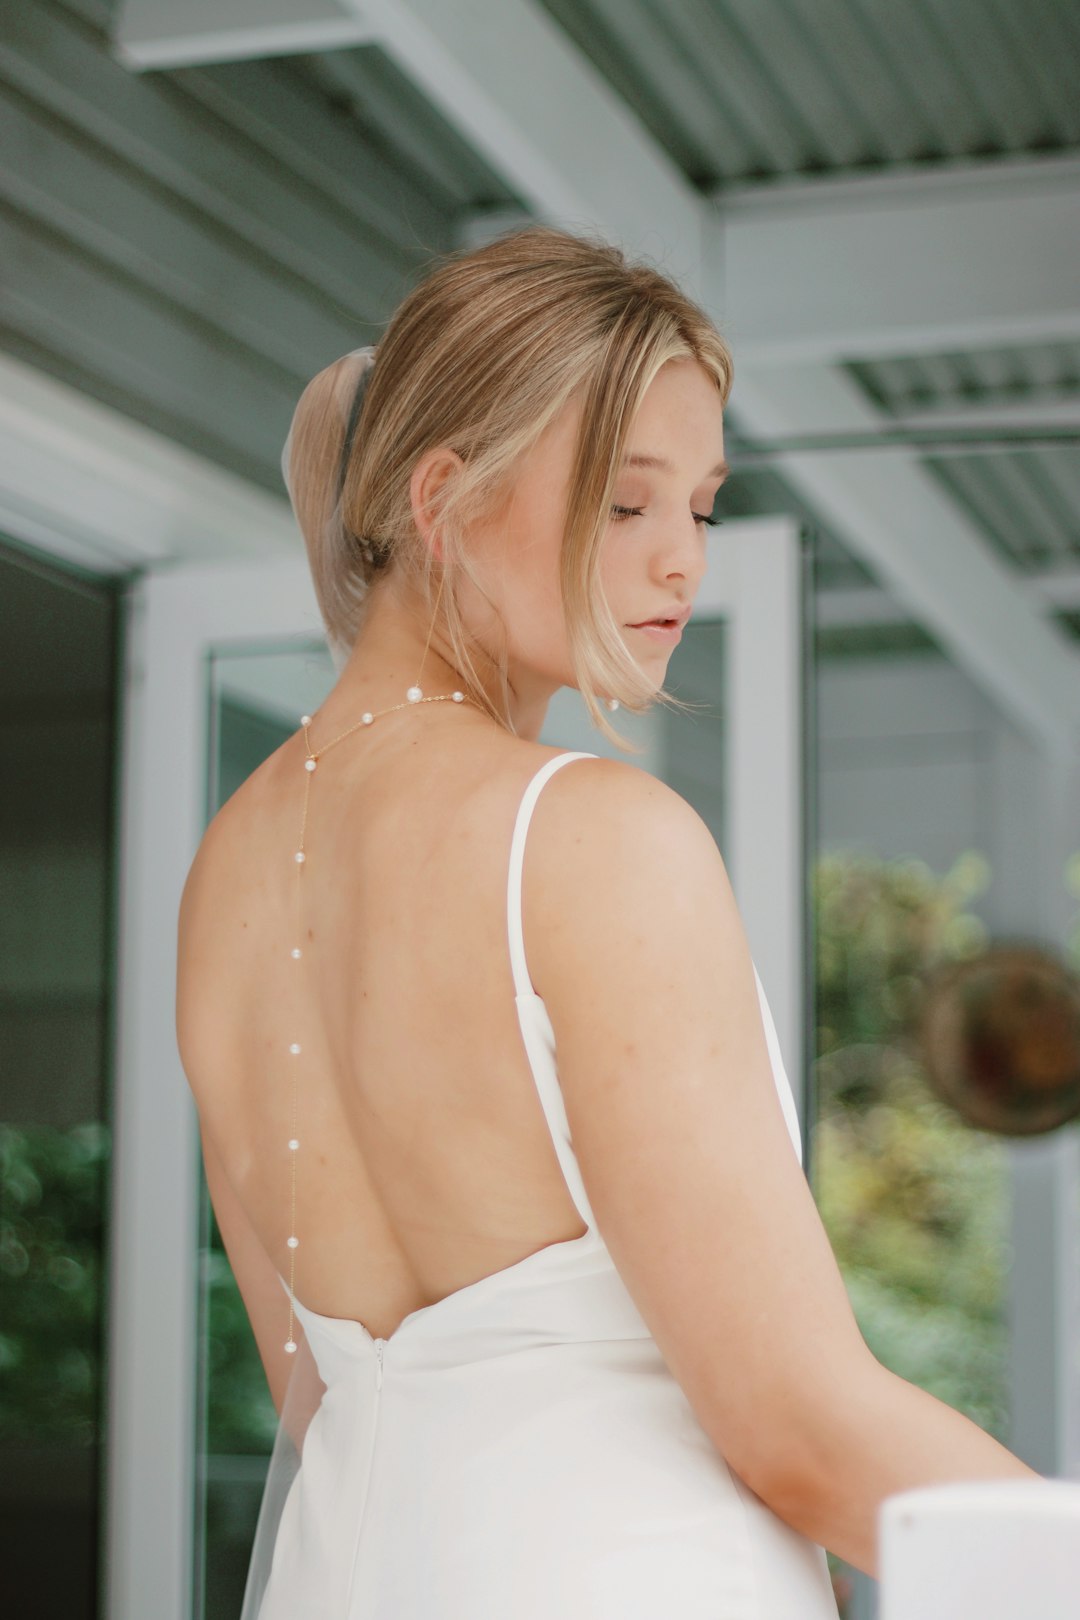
left=0, top=542, right=119, bottom=1620
left=810, top=549, right=1013, bottom=1616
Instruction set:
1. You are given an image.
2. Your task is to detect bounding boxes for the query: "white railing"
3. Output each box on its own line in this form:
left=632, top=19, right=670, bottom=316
left=880, top=1479, right=1080, bottom=1619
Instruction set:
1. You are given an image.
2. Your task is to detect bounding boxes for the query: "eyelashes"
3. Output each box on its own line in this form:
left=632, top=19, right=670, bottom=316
left=611, top=504, right=724, bottom=528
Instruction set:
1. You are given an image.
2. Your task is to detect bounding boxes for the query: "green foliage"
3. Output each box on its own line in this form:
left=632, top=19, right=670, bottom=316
left=1066, top=851, right=1080, bottom=969
left=814, top=848, right=991, bottom=1069
left=0, top=1117, right=275, bottom=1455
left=201, top=1238, right=279, bottom=1455
left=0, top=1121, right=109, bottom=1446
left=810, top=849, right=1010, bottom=1441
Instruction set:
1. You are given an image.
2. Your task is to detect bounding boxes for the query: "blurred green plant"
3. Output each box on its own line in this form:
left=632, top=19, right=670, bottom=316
left=201, top=1236, right=279, bottom=1455
left=0, top=1121, right=109, bottom=1446
left=1066, top=851, right=1080, bottom=969
left=810, top=848, right=1010, bottom=1441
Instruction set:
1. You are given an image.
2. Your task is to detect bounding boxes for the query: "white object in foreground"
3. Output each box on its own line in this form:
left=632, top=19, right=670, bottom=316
left=879, top=1479, right=1080, bottom=1619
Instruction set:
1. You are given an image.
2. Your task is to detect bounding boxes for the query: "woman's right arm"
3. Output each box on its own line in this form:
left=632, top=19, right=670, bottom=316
left=765, top=1357, right=1039, bottom=1575
left=524, top=757, right=1040, bottom=1580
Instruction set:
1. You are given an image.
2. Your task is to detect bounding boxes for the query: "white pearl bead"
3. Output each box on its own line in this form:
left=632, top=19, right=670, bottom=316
left=406, top=686, right=423, bottom=703
left=291, top=947, right=302, bottom=959
left=452, top=691, right=464, bottom=702
left=285, top=1339, right=297, bottom=1353
left=606, top=697, right=620, bottom=711
left=289, top=1042, right=301, bottom=1055
left=287, top=1235, right=299, bottom=1248
left=300, top=714, right=311, bottom=726
left=295, top=850, right=305, bottom=863
left=362, top=712, right=373, bottom=725
left=304, top=757, right=317, bottom=772
left=288, top=1139, right=300, bottom=1150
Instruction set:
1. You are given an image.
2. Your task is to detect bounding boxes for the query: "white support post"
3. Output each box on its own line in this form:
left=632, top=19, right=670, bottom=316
left=1005, top=746, right=1080, bottom=1478
left=988, top=732, right=1080, bottom=1478
left=698, top=516, right=808, bottom=1139
left=1007, top=1131, right=1080, bottom=1477
left=105, top=573, right=205, bottom=1620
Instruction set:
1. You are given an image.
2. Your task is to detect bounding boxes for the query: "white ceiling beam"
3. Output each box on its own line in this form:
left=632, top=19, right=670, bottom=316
left=889, top=397, right=1080, bottom=434
left=728, top=361, right=1080, bottom=755
left=719, top=161, right=1080, bottom=363
left=113, top=0, right=376, bottom=69
left=717, top=149, right=1080, bottom=211
left=361, top=0, right=706, bottom=299
left=111, top=0, right=707, bottom=303
left=817, top=562, right=1080, bottom=630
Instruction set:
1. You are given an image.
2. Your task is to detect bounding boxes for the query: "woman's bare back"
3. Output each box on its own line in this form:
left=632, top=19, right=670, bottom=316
left=176, top=715, right=589, bottom=1343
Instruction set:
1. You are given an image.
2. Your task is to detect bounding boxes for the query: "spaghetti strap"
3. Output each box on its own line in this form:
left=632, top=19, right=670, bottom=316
left=506, top=750, right=599, bottom=1230
left=506, top=751, right=599, bottom=999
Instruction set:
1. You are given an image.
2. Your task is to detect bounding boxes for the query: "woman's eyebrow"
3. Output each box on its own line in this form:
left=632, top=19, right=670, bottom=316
left=622, top=451, right=730, bottom=480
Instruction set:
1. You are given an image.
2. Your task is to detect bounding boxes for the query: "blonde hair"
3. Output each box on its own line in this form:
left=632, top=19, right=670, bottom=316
left=283, top=223, right=733, bottom=751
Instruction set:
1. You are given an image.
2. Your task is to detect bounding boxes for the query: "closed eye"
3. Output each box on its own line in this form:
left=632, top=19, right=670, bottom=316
left=611, top=505, right=724, bottom=527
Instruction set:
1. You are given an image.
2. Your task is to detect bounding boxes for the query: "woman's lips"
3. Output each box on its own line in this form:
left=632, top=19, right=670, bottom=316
left=628, top=620, right=683, bottom=642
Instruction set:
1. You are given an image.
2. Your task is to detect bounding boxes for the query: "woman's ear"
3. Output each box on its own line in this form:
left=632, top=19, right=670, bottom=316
left=409, top=445, right=464, bottom=563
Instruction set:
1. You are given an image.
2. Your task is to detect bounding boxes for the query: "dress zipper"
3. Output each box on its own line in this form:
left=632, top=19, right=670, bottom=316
left=344, top=1334, right=386, bottom=1611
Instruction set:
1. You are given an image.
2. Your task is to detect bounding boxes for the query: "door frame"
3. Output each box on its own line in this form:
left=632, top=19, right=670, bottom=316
left=106, top=517, right=806, bottom=1619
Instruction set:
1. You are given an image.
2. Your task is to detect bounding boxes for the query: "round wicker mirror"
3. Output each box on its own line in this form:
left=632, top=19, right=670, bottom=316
left=919, top=942, right=1080, bottom=1136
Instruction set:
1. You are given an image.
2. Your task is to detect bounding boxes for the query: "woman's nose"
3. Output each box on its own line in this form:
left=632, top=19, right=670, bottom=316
left=666, top=521, right=708, bottom=583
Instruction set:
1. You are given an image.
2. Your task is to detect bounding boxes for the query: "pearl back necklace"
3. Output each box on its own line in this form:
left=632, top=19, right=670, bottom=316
left=282, top=679, right=476, bottom=1353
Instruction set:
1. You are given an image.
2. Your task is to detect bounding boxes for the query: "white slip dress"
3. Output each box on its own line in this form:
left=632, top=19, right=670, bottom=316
left=238, top=750, right=841, bottom=1619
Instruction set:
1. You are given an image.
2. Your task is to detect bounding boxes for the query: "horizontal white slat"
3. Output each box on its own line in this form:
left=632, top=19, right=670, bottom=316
left=720, top=157, right=1080, bottom=362
left=1, top=0, right=444, bottom=265
left=114, top=0, right=375, bottom=67
left=0, top=349, right=296, bottom=572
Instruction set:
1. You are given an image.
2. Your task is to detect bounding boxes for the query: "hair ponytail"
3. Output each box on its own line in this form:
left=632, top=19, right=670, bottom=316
left=281, top=347, right=382, bottom=669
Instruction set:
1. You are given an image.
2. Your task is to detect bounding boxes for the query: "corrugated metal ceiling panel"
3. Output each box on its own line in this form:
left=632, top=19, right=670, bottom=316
left=927, top=451, right=1080, bottom=567
left=852, top=342, right=1080, bottom=412
left=850, top=344, right=1080, bottom=571
left=0, top=0, right=519, bottom=491
left=539, top=0, right=1080, bottom=185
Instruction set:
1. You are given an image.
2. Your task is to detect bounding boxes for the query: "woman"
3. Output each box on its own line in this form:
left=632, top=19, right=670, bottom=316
left=176, top=224, right=1038, bottom=1617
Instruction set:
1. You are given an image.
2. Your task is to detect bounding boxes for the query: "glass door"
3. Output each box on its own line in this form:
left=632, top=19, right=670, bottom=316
left=0, top=540, right=122, bottom=1620
left=107, top=519, right=808, bottom=1619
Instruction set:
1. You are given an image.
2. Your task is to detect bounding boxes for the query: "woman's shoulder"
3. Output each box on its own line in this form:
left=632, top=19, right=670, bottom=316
left=514, top=743, right=714, bottom=858
left=513, top=747, right=730, bottom=995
